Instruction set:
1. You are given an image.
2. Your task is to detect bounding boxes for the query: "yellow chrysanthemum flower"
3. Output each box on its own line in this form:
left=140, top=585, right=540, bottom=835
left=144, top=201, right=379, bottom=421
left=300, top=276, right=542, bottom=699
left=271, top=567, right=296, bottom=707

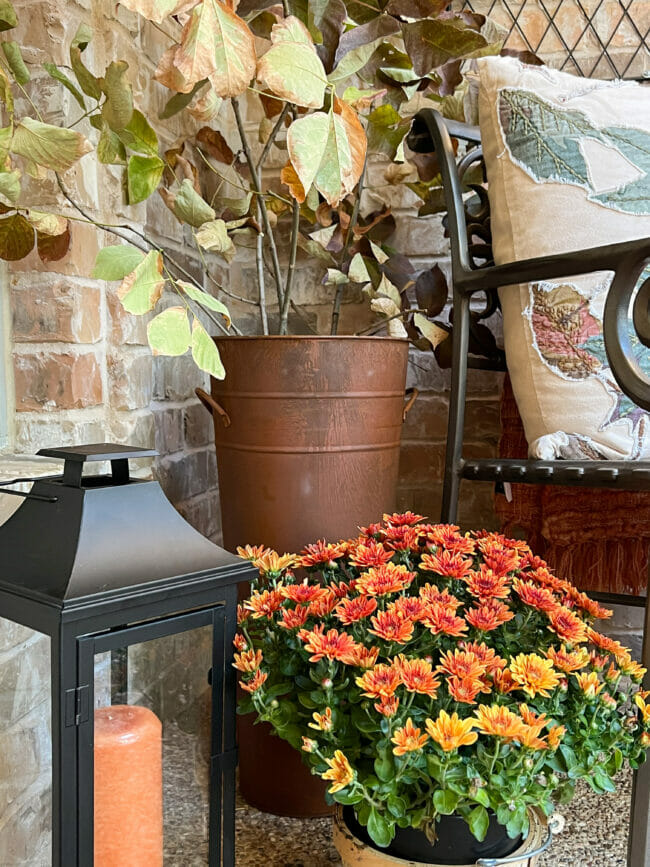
left=391, top=718, right=429, bottom=756
left=509, top=653, right=561, bottom=698
left=425, top=710, right=478, bottom=752
left=321, top=750, right=354, bottom=793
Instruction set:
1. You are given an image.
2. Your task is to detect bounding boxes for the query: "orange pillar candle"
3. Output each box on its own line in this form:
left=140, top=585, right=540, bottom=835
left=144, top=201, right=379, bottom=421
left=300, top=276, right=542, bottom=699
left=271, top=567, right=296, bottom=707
left=94, top=705, right=163, bottom=867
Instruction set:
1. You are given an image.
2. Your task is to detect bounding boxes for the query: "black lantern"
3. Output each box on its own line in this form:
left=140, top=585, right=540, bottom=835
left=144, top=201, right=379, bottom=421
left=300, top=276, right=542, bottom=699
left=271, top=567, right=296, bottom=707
left=0, top=444, right=255, bottom=867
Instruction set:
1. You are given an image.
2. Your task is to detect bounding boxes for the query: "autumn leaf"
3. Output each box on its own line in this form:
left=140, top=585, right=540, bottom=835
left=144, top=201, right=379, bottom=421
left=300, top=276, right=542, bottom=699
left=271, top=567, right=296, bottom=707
left=37, top=226, right=71, bottom=263
left=178, top=280, right=231, bottom=326
left=414, top=312, right=449, bottom=349
left=333, top=96, right=366, bottom=187
left=280, top=161, right=306, bottom=203
left=155, top=46, right=196, bottom=94
left=0, top=213, right=33, bottom=260
left=257, top=16, right=326, bottom=109
left=402, top=18, right=488, bottom=76
left=163, top=178, right=216, bottom=227
left=194, top=218, right=236, bottom=261
left=93, top=244, right=145, bottom=280
left=119, top=0, right=199, bottom=24
left=196, top=126, right=234, bottom=163
left=192, top=317, right=225, bottom=379
left=101, top=60, right=134, bottom=131
left=147, top=306, right=192, bottom=356
left=173, top=0, right=256, bottom=97
left=11, top=118, right=92, bottom=171
left=28, top=211, right=67, bottom=236
left=127, top=154, right=165, bottom=203
left=118, top=250, right=166, bottom=315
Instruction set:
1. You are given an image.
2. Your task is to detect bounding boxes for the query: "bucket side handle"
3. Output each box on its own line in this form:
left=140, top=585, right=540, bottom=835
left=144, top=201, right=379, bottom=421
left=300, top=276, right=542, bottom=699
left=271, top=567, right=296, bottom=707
left=195, top=387, right=231, bottom=428
left=403, top=387, right=419, bottom=422
left=476, top=821, right=555, bottom=866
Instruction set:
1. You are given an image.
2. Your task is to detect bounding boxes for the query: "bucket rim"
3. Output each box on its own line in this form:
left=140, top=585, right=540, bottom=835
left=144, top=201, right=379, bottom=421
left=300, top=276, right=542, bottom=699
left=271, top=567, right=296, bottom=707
left=212, top=335, right=410, bottom=343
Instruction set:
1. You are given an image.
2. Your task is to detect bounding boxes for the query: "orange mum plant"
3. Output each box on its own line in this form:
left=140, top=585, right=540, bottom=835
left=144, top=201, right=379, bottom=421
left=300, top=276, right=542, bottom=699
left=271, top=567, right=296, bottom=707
left=235, top=515, right=648, bottom=849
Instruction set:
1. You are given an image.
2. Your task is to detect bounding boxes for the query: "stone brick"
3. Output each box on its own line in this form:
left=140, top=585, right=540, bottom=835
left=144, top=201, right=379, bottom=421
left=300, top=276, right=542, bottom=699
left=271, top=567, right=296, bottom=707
left=108, top=290, right=149, bottom=346
left=0, top=703, right=51, bottom=816
left=401, top=394, right=449, bottom=441
left=398, top=441, right=446, bottom=487
left=109, top=412, right=156, bottom=456
left=184, top=402, right=214, bottom=449
left=391, top=214, right=449, bottom=259
left=0, top=619, right=37, bottom=655
left=14, top=351, right=102, bottom=411
left=0, top=634, right=50, bottom=732
left=176, top=494, right=221, bottom=541
left=153, top=353, right=205, bottom=402
left=154, top=406, right=185, bottom=454
left=12, top=277, right=101, bottom=344
left=108, top=350, right=153, bottom=411
left=0, top=786, right=51, bottom=867
left=396, top=486, right=443, bottom=523
left=14, top=416, right=107, bottom=453
left=154, top=449, right=213, bottom=504
left=10, top=220, right=102, bottom=279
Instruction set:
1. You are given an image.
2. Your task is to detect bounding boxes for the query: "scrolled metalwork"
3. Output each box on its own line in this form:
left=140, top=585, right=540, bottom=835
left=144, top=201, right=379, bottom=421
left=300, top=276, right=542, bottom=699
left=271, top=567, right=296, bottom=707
left=603, top=255, right=650, bottom=411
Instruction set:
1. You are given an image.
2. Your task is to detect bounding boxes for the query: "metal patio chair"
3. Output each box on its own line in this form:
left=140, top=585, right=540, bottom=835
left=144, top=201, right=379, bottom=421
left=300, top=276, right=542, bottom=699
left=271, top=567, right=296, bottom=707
left=406, top=11, right=650, bottom=862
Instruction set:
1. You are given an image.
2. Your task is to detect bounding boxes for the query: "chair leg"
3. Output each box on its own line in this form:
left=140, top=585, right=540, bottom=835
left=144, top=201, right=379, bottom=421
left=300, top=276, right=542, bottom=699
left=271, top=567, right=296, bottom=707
left=441, top=290, right=471, bottom=525
left=628, top=592, right=650, bottom=866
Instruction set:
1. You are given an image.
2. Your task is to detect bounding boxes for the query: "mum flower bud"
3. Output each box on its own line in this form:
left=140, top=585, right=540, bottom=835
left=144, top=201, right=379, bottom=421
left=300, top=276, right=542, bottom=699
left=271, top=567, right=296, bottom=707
left=322, top=677, right=333, bottom=689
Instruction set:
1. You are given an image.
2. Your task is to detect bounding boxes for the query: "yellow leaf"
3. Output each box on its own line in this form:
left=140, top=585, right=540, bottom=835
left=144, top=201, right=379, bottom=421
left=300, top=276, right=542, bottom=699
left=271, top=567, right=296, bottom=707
left=120, top=0, right=199, bottom=24
left=256, top=16, right=326, bottom=110
left=118, top=250, right=166, bottom=315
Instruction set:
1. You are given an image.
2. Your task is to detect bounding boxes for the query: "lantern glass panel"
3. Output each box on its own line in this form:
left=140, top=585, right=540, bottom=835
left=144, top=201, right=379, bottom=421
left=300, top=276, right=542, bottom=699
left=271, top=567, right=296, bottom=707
left=88, top=616, right=219, bottom=865
left=0, top=618, right=52, bottom=866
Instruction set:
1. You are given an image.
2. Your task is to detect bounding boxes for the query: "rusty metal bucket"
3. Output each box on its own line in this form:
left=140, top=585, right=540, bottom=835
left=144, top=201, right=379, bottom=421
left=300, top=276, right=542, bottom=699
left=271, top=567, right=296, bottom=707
left=196, top=335, right=413, bottom=817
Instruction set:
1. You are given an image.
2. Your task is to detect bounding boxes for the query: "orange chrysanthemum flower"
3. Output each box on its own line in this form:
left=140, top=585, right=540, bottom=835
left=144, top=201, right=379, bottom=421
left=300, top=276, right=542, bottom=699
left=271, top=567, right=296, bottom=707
left=348, top=539, right=394, bottom=568
left=568, top=589, right=612, bottom=620
left=391, top=718, right=429, bottom=755
left=244, top=588, right=284, bottom=619
left=474, top=704, right=526, bottom=740
left=335, top=595, right=378, bottom=625
left=425, top=524, right=461, bottom=546
left=356, top=663, right=401, bottom=698
left=465, top=599, right=514, bottom=631
left=420, top=550, right=473, bottom=579
left=382, top=525, right=420, bottom=551
left=280, top=605, right=310, bottom=629
left=309, top=707, right=333, bottom=731
left=390, top=596, right=428, bottom=622
left=233, top=634, right=247, bottom=652
left=237, top=604, right=248, bottom=625
left=518, top=704, right=548, bottom=735
left=300, top=624, right=358, bottom=663
left=253, top=551, right=295, bottom=575
left=321, top=750, right=354, bottom=793
left=356, top=563, right=415, bottom=596
left=516, top=726, right=548, bottom=750
left=425, top=710, right=478, bottom=751
left=547, top=725, right=566, bottom=749
left=459, top=641, right=507, bottom=675
left=394, top=655, right=441, bottom=698
left=233, top=649, right=263, bottom=673
left=240, top=669, right=268, bottom=694
left=299, top=540, right=347, bottom=568
left=384, top=511, right=425, bottom=527
left=368, top=609, right=414, bottom=644
left=282, top=580, right=330, bottom=605
left=374, top=694, right=399, bottom=717
left=346, top=644, right=380, bottom=669
left=419, top=584, right=461, bottom=610
left=586, top=628, right=630, bottom=658
left=548, top=607, right=588, bottom=644
left=493, top=668, right=517, bottom=694
left=302, top=736, right=317, bottom=753
left=621, top=659, right=647, bottom=681
left=545, top=644, right=589, bottom=673
left=437, top=649, right=487, bottom=682
left=513, top=579, right=558, bottom=613
left=480, top=542, right=521, bottom=577
left=359, top=522, right=383, bottom=538
left=510, top=653, right=561, bottom=698
left=575, top=671, right=605, bottom=698
left=237, top=544, right=271, bottom=562
left=447, top=675, right=483, bottom=704
left=423, top=603, right=468, bottom=637
left=444, top=535, right=477, bottom=556
left=464, top=566, right=511, bottom=601
left=308, top=589, right=338, bottom=617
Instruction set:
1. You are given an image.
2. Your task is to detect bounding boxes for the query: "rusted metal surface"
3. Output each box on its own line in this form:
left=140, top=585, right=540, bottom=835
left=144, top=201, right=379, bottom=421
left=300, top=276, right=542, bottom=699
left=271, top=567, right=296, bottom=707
left=200, top=335, right=410, bottom=817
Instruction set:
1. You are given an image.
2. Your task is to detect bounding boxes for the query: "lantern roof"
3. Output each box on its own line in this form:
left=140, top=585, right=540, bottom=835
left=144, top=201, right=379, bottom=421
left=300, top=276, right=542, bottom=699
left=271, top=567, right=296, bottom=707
left=0, top=443, right=247, bottom=608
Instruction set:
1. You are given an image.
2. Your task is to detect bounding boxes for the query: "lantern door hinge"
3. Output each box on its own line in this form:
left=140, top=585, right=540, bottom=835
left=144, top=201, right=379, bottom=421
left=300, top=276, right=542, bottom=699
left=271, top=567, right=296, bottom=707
left=64, top=685, right=89, bottom=727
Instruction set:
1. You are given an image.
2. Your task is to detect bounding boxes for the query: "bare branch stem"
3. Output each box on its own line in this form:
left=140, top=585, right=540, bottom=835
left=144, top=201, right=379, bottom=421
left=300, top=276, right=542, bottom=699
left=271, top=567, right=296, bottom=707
left=331, top=158, right=368, bottom=335
left=256, top=201, right=269, bottom=335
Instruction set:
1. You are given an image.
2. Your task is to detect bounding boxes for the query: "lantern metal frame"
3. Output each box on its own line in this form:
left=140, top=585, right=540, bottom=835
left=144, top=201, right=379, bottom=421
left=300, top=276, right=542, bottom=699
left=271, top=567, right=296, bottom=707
left=0, top=443, right=255, bottom=867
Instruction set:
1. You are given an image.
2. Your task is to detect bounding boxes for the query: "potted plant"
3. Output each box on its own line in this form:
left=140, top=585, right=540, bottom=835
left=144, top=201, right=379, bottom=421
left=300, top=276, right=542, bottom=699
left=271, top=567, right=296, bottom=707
left=235, top=513, right=649, bottom=863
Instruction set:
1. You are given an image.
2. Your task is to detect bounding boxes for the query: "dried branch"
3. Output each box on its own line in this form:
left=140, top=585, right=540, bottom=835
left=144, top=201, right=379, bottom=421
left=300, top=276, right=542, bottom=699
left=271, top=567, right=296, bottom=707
left=330, top=158, right=367, bottom=335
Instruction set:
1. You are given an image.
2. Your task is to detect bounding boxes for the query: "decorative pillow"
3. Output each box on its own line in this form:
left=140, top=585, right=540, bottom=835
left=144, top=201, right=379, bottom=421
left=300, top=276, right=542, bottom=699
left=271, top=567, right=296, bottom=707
left=477, top=56, right=650, bottom=460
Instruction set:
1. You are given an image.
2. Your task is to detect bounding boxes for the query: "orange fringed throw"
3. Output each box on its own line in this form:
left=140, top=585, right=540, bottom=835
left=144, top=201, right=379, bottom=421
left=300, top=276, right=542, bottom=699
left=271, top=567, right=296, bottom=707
left=495, top=377, right=650, bottom=595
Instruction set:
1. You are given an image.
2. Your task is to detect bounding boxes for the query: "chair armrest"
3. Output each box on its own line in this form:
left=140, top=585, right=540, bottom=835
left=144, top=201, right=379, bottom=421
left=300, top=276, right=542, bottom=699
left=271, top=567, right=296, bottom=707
left=457, top=236, right=650, bottom=293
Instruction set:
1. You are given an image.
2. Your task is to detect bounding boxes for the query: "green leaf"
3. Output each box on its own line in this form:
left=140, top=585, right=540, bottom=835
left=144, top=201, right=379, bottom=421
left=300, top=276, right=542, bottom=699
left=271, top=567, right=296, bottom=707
left=366, top=104, right=411, bottom=160
left=0, top=0, right=16, bottom=31
left=159, top=80, right=206, bottom=120
left=117, top=110, right=158, bottom=156
left=171, top=178, right=216, bottom=227
left=367, top=807, right=393, bottom=848
left=127, top=154, right=165, bottom=204
left=195, top=218, right=236, bottom=260
left=43, top=62, right=86, bottom=109
left=257, top=16, right=326, bottom=109
left=101, top=61, right=134, bottom=131
left=11, top=117, right=92, bottom=171
left=92, top=244, right=145, bottom=280
left=191, top=317, right=225, bottom=379
left=97, top=121, right=127, bottom=165
left=118, top=250, right=166, bottom=314
left=333, top=789, right=364, bottom=805
left=374, top=751, right=394, bottom=782
left=349, top=252, right=371, bottom=283
left=287, top=111, right=359, bottom=207
left=592, top=771, right=616, bottom=793
left=0, top=68, right=13, bottom=115
left=0, top=168, right=20, bottom=205
left=324, top=267, right=348, bottom=285
left=2, top=42, right=29, bottom=84
left=433, top=790, right=460, bottom=815
left=173, top=0, right=256, bottom=97
left=147, top=306, right=192, bottom=356
left=468, top=805, right=490, bottom=842
left=472, top=788, right=490, bottom=808
left=0, top=213, right=33, bottom=260
left=70, top=23, right=101, bottom=100
left=177, top=280, right=231, bottom=326
left=329, top=16, right=400, bottom=83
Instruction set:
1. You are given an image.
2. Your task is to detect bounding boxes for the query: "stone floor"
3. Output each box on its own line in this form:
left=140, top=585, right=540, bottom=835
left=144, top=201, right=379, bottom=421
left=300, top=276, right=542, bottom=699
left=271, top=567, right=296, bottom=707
left=234, top=771, right=633, bottom=867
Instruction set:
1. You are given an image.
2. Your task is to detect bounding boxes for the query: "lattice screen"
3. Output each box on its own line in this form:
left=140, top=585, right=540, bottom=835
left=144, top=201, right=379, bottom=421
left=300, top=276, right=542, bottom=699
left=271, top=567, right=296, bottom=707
left=455, top=0, right=649, bottom=79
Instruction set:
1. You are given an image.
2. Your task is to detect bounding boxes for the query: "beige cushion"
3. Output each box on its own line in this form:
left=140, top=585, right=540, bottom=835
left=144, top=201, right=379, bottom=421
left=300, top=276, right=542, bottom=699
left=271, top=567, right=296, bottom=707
left=477, top=56, right=650, bottom=460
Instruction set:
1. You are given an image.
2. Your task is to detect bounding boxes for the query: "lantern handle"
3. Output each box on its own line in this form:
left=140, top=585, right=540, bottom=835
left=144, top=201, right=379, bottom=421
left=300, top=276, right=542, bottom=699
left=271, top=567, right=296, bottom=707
left=0, top=477, right=58, bottom=503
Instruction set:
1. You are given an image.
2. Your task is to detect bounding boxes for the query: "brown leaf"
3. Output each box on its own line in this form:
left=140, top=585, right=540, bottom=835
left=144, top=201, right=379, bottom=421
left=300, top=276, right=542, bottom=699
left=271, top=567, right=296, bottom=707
left=333, top=96, right=366, bottom=189
left=316, top=202, right=333, bottom=227
left=353, top=206, right=393, bottom=240
left=386, top=0, right=447, bottom=15
left=280, top=161, right=306, bottom=202
left=259, top=91, right=284, bottom=118
left=37, top=226, right=71, bottom=263
left=155, top=45, right=195, bottom=93
left=500, top=47, right=545, bottom=66
left=0, top=213, right=34, bottom=260
left=196, top=126, right=235, bottom=163
left=415, top=264, right=447, bottom=317
left=438, top=59, right=463, bottom=97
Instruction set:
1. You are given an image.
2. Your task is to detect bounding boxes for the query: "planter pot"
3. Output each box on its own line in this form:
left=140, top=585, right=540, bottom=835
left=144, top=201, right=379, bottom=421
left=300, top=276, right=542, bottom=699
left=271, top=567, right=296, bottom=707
left=196, top=335, right=412, bottom=818
left=333, top=807, right=549, bottom=867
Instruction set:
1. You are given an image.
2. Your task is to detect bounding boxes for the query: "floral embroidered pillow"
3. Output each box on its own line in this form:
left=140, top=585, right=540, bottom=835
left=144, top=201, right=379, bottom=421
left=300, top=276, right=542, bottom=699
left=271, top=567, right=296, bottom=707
left=477, top=56, right=650, bottom=460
